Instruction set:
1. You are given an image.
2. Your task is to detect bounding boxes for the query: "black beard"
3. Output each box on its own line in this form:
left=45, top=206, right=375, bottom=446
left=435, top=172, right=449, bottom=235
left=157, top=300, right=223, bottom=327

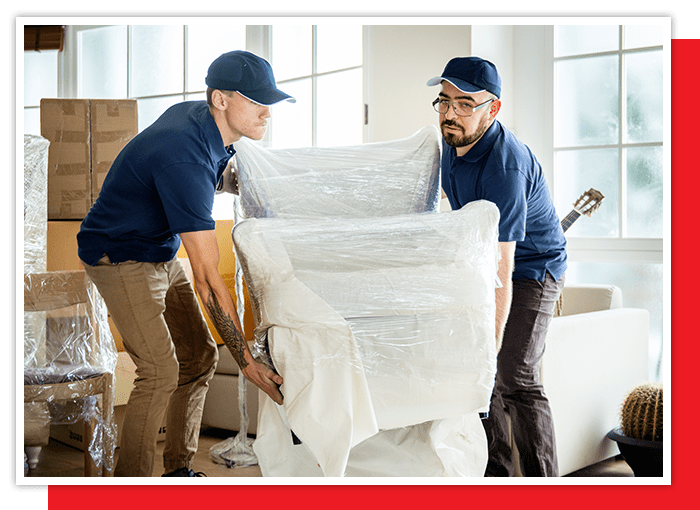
left=441, top=117, right=490, bottom=149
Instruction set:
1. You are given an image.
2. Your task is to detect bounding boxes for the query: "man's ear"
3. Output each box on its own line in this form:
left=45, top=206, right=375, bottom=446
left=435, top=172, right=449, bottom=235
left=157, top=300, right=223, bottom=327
left=211, top=89, right=229, bottom=111
left=489, top=99, right=501, bottom=120
left=490, top=99, right=502, bottom=119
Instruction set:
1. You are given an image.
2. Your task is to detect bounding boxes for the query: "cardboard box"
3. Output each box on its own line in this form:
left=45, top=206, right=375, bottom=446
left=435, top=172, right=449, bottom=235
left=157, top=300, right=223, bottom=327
left=49, top=353, right=166, bottom=451
left=40, top=98, right=138, bottom=220
left=49, top=405, right=168, bottom=452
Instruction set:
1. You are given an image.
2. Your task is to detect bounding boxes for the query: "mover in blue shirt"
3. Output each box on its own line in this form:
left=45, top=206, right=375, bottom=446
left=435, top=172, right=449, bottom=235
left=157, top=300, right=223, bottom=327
left=78, top=51, right=294, bottom=477
left=428, top=57, right=567, bottom=477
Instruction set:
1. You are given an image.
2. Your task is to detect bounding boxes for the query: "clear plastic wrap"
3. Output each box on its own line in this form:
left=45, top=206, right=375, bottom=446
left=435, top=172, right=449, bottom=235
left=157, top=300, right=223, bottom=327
left=23, top=271, right=118, bottom=475
left=23, top=136, right=50, bottom=452
left=233, top=202, right=500, bottom=476
left=208, top=251, right=258, bottom=468
left=210, top=126, right=444, bottom=470
left=24, top=134, right=49, bottom=272
left=234, top=125, right=441, bottom=219
left=224, top=126, right=499, bottom=476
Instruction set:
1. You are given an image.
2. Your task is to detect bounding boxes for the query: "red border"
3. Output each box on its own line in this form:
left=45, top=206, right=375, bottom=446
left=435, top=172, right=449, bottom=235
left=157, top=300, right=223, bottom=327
left=48, top=38, right=695, bottom=510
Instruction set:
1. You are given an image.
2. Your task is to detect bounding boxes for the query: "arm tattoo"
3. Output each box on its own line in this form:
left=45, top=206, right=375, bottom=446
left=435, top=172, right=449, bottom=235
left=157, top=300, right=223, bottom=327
left=205, top=288, right=249, bottom=369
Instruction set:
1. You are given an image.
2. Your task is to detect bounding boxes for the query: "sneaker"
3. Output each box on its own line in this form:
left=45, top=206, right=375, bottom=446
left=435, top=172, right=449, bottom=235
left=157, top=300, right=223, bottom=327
left=162, top=467, right=207, bottom=477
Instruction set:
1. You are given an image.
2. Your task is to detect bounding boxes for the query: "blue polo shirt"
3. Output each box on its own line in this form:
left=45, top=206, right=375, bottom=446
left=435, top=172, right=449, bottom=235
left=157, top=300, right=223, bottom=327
left=441, top=120, right=567, bottom=282
left=77, top=101, right=234, bottom=266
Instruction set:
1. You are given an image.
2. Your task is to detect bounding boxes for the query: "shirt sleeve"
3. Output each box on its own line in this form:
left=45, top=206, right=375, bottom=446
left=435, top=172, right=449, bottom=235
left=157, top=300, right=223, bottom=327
left=154, top=162, right=217, bottom=235
left=480, top=168, right=528, bottom=243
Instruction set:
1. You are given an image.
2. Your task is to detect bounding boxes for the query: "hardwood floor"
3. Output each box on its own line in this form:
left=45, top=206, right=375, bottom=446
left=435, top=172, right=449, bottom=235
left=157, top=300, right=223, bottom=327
left=564, top=456, right=633, bottom=477
left=23, top=426, right=633, bottom=478
left=23, top=427, right=262, bottom=478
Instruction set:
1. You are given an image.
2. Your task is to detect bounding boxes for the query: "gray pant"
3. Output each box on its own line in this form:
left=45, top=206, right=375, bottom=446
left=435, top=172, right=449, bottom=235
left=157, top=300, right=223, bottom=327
left=482, top=272, right=564, bottom=477
left=82, top=256, right=218, bottom=477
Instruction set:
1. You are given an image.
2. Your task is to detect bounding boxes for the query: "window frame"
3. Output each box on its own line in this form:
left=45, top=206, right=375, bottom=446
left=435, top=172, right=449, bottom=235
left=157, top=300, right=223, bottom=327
left=551, top=25, right=666, bottom=265
left=547, top=24, right=668, bottom=382
left=263, top=24, right=365, bottom=147
left=55, top=24, right=364, bottom=218
left=62, top=24, right=364, bottom=147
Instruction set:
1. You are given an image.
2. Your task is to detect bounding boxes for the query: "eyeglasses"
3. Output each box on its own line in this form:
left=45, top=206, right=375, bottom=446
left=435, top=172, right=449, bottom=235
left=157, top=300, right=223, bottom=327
left=432, top=97, right=496, bottom=117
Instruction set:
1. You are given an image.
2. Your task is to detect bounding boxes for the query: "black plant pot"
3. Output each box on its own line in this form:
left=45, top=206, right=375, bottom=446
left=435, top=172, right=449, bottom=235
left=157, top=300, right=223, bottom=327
left=607, top=427, right=663, bottom=477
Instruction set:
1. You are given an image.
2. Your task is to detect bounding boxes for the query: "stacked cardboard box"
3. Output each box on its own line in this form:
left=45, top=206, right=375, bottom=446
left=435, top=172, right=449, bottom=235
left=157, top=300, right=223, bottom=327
left=40, top=99, right=138, bottom=220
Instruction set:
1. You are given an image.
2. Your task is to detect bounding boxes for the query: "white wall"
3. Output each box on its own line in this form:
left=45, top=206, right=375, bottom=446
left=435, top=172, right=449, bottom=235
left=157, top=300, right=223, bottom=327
left=467, top=24, right=552, bottom=185
left=512, top=26, right=553, bottom=186
left=363, top=24, right=551, bottom=186
left=471, top=24, right=515, bottom=130
left=363, top=25, right=471, bottom=143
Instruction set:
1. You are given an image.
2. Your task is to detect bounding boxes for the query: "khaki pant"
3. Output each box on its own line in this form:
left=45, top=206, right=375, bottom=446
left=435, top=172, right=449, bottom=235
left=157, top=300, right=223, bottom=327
left=82, top=256, right=218, bottom=477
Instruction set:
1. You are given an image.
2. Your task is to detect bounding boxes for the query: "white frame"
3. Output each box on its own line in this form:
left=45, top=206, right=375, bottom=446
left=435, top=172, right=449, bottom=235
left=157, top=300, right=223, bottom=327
left=552, top=25, right=664, bottom=263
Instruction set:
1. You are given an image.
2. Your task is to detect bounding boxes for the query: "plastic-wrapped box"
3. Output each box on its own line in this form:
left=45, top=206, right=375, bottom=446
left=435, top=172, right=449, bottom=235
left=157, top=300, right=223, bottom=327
left=24, top=271, right=118, bottom=475
left=24, top=134, right=49, bottom=273
left=233, top=201, right=500, bottom=476
left=24, top=134, right=51, bottom=468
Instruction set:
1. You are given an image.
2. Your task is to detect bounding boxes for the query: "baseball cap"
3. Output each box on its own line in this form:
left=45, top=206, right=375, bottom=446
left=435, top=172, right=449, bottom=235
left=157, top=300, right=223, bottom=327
left=427, top=56, right=501, bottom=99
left=206, top=50, right=296, bottom=105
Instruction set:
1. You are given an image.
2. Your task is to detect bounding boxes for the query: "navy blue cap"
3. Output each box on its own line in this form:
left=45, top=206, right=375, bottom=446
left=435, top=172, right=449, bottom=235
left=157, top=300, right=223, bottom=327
left=206, top=50, right=295, bottom=105
left=427, top=56, right=501, bottom=99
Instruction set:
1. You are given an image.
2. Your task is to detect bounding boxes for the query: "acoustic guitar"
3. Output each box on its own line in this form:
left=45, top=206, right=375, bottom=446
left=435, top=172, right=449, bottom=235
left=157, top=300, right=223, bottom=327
left=554, top=188, right=604, bottom=316
left=561, top=188, right=604, bottom=233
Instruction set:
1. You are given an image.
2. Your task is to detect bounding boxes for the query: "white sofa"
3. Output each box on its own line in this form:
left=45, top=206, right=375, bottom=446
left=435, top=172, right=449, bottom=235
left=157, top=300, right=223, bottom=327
left=202, top=283, right=649, bottom=476
left=536, top=283, right=649, bottom=476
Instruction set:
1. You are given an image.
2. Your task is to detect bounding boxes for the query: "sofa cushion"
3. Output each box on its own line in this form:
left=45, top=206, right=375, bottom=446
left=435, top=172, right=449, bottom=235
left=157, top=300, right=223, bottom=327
left=214, top=344, right=239, bottom=375
left=560, top=284, right=622, bottom=316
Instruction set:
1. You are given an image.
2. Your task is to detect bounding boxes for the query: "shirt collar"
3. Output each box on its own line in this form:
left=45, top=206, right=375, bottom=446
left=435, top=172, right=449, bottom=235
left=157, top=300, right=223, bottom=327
left=457, top=120, right=501, bottom=163
left=196, top=102, right=235, bottom=163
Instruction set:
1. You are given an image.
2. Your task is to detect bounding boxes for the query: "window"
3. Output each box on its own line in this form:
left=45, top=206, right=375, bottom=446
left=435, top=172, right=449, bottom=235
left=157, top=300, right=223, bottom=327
left=76, top=24, right=247, bottom=132
left=268, top=24, right=364, bottom=149
left=66, top=23, right=364, bottom=217
left=78, top=25, right=128, bottom=100
left=23, top=49, right=58, bottom=135
left=553, top=24, right=666, bottom=381
left=553, top=25, right=664, bottom=238
left=23, top=23, right=364, bottom=218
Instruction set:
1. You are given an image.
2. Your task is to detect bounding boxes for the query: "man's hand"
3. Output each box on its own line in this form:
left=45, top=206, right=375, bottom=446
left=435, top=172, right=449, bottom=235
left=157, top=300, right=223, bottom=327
left=241, top=360, right=284, bottom=405
left=216, top=157, right=239, bottom=195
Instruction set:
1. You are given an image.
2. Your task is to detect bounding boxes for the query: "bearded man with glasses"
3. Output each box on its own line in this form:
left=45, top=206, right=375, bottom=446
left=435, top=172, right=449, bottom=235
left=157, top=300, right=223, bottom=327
left=428, top=57, right=567, bottom=477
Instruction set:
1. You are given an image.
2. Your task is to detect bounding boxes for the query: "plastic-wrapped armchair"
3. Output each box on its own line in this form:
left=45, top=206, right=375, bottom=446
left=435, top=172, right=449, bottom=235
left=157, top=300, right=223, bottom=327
left=233, top=201, right=501, bottom=476
left=24, top=270, right=118, bottom=476
left=233, top=125, right=442, bottom=220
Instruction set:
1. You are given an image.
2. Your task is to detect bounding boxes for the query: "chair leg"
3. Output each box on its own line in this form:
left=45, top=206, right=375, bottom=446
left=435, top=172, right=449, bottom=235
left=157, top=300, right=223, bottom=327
left=102, top=378, right=115, bottom=477
left=24, top=446, right=42, bottom=470
left=83, top=418, right=99, bottom=477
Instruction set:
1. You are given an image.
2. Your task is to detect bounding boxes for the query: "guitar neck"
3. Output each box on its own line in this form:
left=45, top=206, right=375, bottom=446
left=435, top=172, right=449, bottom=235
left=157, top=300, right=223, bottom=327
left=561, top=209, right=582, bottom=233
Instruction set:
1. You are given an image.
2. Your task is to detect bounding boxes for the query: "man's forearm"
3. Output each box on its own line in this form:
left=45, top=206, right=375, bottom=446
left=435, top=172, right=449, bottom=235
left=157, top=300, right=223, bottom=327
left=495, top=241, right=516, bottom=352
left=494, top=279, right=512, bottom=352
left=201, top=280, right=284, bottom=404
left=204, top=285, right=249, bottom=369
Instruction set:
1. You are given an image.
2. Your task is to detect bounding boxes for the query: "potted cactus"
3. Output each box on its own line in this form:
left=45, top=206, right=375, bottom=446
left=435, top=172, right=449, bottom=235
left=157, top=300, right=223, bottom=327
left=607, top=383, right=663, bottom=476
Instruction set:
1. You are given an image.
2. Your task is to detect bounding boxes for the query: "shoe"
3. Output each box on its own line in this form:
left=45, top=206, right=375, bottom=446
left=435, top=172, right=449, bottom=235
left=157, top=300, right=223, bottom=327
left=162, top=467, right=207, bottom=477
